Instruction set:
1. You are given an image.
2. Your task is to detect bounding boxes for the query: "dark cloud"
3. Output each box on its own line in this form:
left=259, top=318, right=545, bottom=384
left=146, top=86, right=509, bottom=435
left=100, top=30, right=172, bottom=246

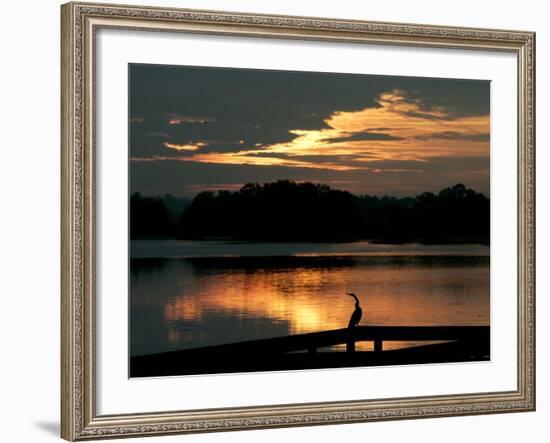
left=130, top=64, right=489, bottom=157
left=325, top=132, right=404, bottom=143
left=415, top=131, right=490, bottom=142
left=245, top=152, right=378, bottom=162
left=398, top=110, right=452, bottom=121
left=361, top=127, right=409, bottom=132
left=402, top=84, right=490, bottom=118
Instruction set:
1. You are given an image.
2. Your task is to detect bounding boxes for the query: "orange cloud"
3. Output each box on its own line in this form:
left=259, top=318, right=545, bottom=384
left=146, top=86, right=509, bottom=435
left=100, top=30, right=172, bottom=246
left=167, top=114, right=215, bottom=125
left=163, top=141, right=207, bottom=152
left=158, top=90, right=489, bottom=171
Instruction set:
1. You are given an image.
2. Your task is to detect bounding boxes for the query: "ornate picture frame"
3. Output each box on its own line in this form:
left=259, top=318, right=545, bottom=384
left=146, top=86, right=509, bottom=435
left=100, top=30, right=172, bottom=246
left=61, top=1, right=535, bottom=440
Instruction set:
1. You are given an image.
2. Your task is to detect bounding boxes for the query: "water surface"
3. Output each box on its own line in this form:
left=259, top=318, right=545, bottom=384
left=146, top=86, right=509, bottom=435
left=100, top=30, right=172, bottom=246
left=130, top=241, right=489, bottom=357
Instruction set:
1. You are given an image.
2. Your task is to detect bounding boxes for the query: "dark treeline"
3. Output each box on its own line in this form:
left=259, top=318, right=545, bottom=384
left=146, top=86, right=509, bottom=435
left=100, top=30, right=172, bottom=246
left=130, top=193, right=190, bottom=238
left=130, top=181, right=489, bottom=243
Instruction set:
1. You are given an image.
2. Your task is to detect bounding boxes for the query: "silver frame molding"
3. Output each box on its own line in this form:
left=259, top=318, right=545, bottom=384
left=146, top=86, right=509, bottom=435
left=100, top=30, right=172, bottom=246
left=61, top=2, right=536, bottom=440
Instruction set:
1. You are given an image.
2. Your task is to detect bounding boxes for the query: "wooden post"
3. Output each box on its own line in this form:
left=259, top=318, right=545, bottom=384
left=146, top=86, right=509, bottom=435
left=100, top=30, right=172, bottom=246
left=374, top=339, right=383, bottom=352
left=346, top=328, right=356, bottom=353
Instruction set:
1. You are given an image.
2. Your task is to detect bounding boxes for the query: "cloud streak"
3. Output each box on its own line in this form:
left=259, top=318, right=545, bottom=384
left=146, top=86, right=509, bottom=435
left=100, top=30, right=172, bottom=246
left=166, top=114, right=216, bottom=125
left=150, top=89, right=489, bottom=171
left=163, top=141, right=206, bottom=152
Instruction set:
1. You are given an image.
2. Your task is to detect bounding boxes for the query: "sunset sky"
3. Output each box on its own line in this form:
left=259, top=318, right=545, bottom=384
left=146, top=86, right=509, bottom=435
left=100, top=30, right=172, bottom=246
left=130, top=64, right=490, bottom=197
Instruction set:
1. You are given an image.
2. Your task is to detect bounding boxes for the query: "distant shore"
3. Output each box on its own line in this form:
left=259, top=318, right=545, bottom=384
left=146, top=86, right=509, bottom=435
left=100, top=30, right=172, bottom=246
left=131, top=235, right=490, bottom=245
left=129, top=239, right=490, bottom=260
left=131, top=182, right=490, bottom=244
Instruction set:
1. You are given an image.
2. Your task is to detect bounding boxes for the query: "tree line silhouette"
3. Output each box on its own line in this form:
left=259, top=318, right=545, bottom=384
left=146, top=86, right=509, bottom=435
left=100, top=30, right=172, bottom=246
left=130, top=193, right=189, bottom=238
left=131, top=181, right=489, bottom=243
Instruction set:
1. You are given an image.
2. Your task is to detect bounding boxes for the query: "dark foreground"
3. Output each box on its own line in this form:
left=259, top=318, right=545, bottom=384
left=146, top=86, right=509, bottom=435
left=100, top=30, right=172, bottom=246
left=130, top=326, right=490, bottom=377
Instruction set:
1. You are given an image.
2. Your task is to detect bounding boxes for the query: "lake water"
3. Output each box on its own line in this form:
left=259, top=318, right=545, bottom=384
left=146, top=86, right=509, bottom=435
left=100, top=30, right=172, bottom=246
left=130, top=240, right=489, bottom=357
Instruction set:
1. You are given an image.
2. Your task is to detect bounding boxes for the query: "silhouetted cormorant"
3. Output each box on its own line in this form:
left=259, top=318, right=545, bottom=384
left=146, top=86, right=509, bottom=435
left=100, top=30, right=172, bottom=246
left=346, top=293, right=362, bottom=328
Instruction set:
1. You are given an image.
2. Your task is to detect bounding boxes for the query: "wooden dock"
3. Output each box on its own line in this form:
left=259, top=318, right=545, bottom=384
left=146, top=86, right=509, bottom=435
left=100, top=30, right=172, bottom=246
left=131, top=325, right=490, bottom=377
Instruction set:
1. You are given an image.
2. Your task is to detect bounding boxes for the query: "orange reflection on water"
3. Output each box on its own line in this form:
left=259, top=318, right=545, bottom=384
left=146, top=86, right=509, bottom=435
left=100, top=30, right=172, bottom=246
left=164, top=268, right=337, bottom=334
left=160, top=261, right=489, bottom=351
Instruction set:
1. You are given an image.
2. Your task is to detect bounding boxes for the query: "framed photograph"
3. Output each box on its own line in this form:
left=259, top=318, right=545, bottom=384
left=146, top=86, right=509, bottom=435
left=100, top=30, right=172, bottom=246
left=61, top=1, right=535, bottom=440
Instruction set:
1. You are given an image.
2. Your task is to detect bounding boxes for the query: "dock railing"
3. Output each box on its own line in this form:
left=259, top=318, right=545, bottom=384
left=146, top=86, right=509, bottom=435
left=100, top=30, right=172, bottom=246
left=147, top=325, right=490, bottom=357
